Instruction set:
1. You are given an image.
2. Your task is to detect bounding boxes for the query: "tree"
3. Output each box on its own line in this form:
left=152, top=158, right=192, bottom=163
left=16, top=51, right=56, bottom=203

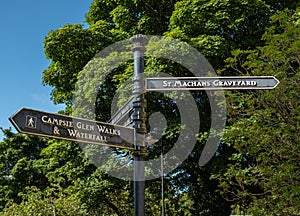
left=2, top=0, right=299, bottom=215
left=41, top=1, right=299, bottom=215
left=1, top=187, right=87, bottom=216
left=0, top=129, right=48, bottom=210
left=213, top=8, right=300, bottom=215
left=1, top=186, right=86, bottom=216
left=168, top=0, right=272, bottom=68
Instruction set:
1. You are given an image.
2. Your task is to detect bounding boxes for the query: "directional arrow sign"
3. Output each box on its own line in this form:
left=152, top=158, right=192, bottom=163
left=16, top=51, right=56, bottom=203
left=108, top=97, right=134, bottom=127
left=146, top=76, right=280, bottom=91
left=9, top=108, right=136, bottom=150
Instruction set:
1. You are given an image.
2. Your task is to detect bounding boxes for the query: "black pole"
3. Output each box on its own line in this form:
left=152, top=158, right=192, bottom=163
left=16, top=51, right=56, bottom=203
left=130, top=34, right=148, bottom=216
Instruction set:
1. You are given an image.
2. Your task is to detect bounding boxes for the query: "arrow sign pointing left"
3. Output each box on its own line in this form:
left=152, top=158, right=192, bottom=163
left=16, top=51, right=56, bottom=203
left=9, top=108, right=136, bottom=150
left=108, top=97, right=134, bottom=127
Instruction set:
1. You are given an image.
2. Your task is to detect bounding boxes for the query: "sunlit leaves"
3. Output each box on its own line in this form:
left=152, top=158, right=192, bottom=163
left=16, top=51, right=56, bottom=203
left=214, top=8, right=300, bottom=215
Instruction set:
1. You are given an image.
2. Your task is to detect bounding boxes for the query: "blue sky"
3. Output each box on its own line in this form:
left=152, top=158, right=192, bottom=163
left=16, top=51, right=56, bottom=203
left=0, top=0, right=93, bottom=140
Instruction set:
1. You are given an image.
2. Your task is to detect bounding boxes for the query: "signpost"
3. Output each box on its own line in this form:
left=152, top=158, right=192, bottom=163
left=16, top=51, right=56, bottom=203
left=146, top=76, right=280, bottom=91
left=9, top=34, right=281, bottom=216
left=9, top=108, right=136, bottom=150
left=108, top=97, right=134, bottom=126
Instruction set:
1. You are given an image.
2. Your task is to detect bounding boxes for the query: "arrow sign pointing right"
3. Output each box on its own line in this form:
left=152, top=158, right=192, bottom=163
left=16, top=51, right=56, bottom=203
left=146, top=76, right=280, bottom=91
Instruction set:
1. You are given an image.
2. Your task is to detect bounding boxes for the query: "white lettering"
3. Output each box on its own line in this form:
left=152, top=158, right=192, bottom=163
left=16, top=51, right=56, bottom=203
left=174, top=81, right=182, bottom=87
left=67, top=129, right=108, bottom=142
left=42, top=115, right=48, bottom=123
left=97, top=125, right=120, bottom=136
left=163, top=81, right=168, bottom=87
left=213, top=80, right=220, bottom=86
left=68, top=129, right=77, bottom=137
left=212, top=79, right=257, bottom=87
left=76, top=122, right=95, bottom=131
left=41, top=115, right=73, bottom=128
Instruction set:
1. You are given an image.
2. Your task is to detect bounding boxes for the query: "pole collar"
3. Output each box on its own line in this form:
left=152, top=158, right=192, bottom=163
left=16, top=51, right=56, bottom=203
left=130, top=34, right=149, bottom=52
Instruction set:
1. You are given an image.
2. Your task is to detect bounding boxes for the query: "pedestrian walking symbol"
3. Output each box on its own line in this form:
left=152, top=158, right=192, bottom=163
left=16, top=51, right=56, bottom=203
left=25, top=115, right=37, bottom=129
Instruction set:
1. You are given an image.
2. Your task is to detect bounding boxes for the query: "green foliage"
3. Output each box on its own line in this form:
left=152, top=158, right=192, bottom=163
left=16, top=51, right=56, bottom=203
left=1, top=186, right=86, bottom=216
left=43, top=23, right=118, bottom=105
left=168, top=0, right=272, bottom=68
left=213, top=8, right=300, bottom=215
left=1, top=1, right=299, bottom=215
left=0, top=129, right=48, bottom=210
left=74, top=169, right=133, bottom=215
left=40, top=139, right=96, bottom=188
left=86, top=0, right=179, bottom=35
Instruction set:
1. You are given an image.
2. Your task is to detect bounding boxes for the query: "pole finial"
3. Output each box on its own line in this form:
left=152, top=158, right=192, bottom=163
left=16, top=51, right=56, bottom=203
left=130, top=34, right=149, bottom=52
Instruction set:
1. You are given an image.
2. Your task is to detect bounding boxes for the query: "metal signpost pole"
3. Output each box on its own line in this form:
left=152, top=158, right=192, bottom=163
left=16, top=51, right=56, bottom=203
left=130, top=34, right=148, bottom=216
